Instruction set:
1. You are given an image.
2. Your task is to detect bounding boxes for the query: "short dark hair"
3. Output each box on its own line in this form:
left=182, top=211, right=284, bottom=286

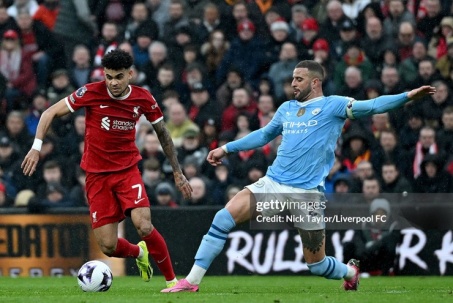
left=101, top=49, right=133, bottom=70
left=295, top=60, right=325, bottom=81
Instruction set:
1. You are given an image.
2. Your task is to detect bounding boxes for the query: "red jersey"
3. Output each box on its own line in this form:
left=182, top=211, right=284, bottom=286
left=65, top=81, right=163, bottom=173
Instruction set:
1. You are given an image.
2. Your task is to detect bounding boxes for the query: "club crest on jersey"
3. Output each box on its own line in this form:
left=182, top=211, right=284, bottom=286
left=133, top=106, right=140, bottom=118
left=312, top=108, right=321, bottom=115
left=76, top=86, right=87, bottom=98
left=297, top=108, right=305, bottom=117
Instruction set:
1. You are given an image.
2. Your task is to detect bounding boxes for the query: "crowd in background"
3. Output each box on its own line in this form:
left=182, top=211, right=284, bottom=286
left=0, top=0, right=452, bottom=215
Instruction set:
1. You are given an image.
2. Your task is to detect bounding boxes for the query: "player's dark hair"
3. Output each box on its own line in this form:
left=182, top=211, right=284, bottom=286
left=101, top=49, right=133, bottom=70
left=295, top=60, right=325, bottom=81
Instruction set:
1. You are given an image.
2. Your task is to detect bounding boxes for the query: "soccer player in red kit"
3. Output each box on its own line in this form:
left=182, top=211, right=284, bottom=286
left=21, top=49, right=192, bottom=288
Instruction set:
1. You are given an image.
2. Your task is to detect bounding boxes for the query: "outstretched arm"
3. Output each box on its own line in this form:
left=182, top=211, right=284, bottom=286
left=347, top=85, right=436, bottom=119
left=152, top=120, right=192, bottom=199
left=21, top=98, right=71, bottom=176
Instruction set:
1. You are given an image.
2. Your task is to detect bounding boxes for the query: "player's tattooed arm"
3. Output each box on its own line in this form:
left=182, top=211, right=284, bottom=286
left=152, top=120, right=181, bottom=173
left=153, top=120, right=193, bottom=199
left=299, top=229, right=325, bottom=254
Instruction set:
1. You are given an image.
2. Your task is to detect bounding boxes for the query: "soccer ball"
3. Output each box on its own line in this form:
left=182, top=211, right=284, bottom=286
left=77, top=260, right=113, bottom=292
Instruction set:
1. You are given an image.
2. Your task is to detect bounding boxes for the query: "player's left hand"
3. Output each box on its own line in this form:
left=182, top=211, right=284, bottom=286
left=407, top=85, right=436, bottom=100
left=174, top=171, right=192, bottom=199
left=21, top=149, right=40, bottom=176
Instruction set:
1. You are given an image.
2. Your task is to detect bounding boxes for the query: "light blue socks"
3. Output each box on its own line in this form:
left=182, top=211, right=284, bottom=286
left=307, top=256, right=348, bottom=279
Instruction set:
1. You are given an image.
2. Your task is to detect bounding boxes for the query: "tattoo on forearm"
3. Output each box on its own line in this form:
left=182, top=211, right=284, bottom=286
left=299, top=229, right=325, bottom=254
left=153, top=121, right=181, bottom=173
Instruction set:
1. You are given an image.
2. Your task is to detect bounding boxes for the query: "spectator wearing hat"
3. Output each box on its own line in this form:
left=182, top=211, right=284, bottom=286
left=414, top=154, right=453, bottom=193
left=341, top=130, right=374, bottom=172
left=428, top=16, right=453, bottom=59
left=173, top=128, right=208, bottom=170
left=343, top=198, right=400, bottom=276
left=399, top=110, right=425, bottom=152
left=264, top=18, right=295, bottom=68
left=155, top=182, right=179, bottom=208
left=186, top=81, right=220, bottom=129
left=331, top=17, right=359, bottom=62
left=199, top=117, right=220, bottom=151
left=298, top=17, right=320, bottom=57
left=319, top=0, right=346, bottom=46
left=46, top=69, right=75, bottom=105
left=311, top=38, right=336, bottom=95
left=0, top=29, right=37, bottom=111
left=268, top=41, right=299, bottom=100
left=166, top=102, right=200, bottom=148
left=216, top=18, right=266, bottom=88
left=382, top=0, right=415, bottom=40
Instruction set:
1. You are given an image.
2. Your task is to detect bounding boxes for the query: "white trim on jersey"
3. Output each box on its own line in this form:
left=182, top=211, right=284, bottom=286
left=295, top=96, right=324, bottom=107
left=65, top=97, right=75, bottom=112
left=150, top=116, right=163, bottom=124
left=107, top=85, right=132, bottom=100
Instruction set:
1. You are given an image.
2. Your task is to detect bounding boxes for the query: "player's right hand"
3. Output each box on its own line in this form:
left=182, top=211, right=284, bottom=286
left=21, top=149, right=40, bottom=176
left=207, top=148, right=226, bottom=166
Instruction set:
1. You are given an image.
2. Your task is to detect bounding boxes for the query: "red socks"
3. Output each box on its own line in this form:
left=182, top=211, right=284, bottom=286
left=111, top=238, right=140, bottom=258
left=142, top=228, right=176, bottom=281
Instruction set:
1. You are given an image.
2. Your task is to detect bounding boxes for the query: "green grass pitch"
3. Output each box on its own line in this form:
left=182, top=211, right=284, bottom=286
left=1, top=276, right=452, bottom=303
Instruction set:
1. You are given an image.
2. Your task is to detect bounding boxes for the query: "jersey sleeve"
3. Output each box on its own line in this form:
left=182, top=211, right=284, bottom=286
left=142, top=91, right=164, bottom=124
left=328, top=95, right=351, bottom=119
left=65, top=85, right=92, bottom=112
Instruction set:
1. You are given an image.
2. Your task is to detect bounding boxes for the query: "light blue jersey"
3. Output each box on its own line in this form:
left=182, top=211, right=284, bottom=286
left=225, top=92, right=409, bottom=190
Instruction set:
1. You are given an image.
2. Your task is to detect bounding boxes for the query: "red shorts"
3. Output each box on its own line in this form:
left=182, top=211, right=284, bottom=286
left=85, top=165, right=150, bottom=229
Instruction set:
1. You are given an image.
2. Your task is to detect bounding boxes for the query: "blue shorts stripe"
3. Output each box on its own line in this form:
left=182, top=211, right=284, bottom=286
left=208, top=231, right=227, bottom=241
left=211, top=223, right=228, bottom=234
left=321, top=258, right=332, bottom=277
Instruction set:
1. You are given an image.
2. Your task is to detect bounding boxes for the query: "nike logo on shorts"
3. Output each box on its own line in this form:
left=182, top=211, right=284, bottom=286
left=134, top=198, right=145, bottom=204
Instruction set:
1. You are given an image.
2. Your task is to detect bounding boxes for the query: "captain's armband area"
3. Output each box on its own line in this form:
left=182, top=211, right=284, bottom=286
left=345, top=98, right=356, bottom=119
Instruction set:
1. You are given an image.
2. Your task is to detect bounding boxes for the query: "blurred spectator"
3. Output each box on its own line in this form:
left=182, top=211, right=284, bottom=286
left=69, top=44, right=92, bottom=88
left=412, top=126, right=439, bottom=179
left=146, top=0, right=170, bottom=36
left=428, top=16, right=453, bottom=59
left=166, top=102, right=199, bottom=147
left=215, top=67, right=253, bottom=110
left=186, top=82, right=220, bottom=129
left=221, top=87, right=257, bottom=132
left=288, top=4, right=309, bottom=42
left=53, top=0, right=97, bottom=69
left=161, top=0, right=190, bottom=43
left=437, top=106, right=453, bottom=155
left=32, top=0, right=59, bottom=30
left=68, top=166, right=87, bottom=207
left=7, top=0, right=38, bottom=20
left=141, top=157, right=163, bottom=204
left=0, top=135, right=22, bottom=177
left=343, top=198, right=400, bottom=275
left=194, top=2, right=228, bottom=44
left=132, top=25, right=157, bottom=71
left=341, top=0, right=371, bottom=20
left=210, top=162, right=237, bottom=205
left=399, top=40, right=431, bottom=86
left=268, top=41, right=298, bottom=101
left=349, top=160, right=375, bottom=193
left=409, top=58, right=442, bottom=90
left=382, top=0, right=415, bottom=39
left=200, top=29, right=230, bottom=80
left=225, top=184, right=241, bottom=202
left=360, top=176, right=382, bottom=204
left=414, top=154, right=453, bottom=193
left=298, top=17, right=320, bottom=59
left=380, top=66, right=405, bottom=95
left=331, top=17, right=359, bottom=62
left=28, top=181, right=74, bottom=213
left=182, top=176, right=211, bottom=206
left=34, top=159, right=70, bottom=199
left=264, top=18, right=294, bottom=67
left=46, top=69, right=75, bottom=105
left=421, top=80, right=453, bottom=128
left=399, top=110, right=425, bottom=151
left=61, top=113, right=85, bottom=157
left=341, top=130, right=372, bottom=172
left=24, top=91, right=49, bottom=135
left=216, top=19, right=266, bottom=87
left=150, top=64, right=179, bottom=105
left=256, top=94, right=275, bottom=128
left=0, top=29, right=36, bottom=111
left=0, top=181, right=11, bottom=207
left=436, top=38, right=453, bottom=79
left=124, top=1, right=159, bottom=45
left=93, top=21, right=119, bottom=67
left=395, top=21, right=417, bottom=62
left=319, top=0, right=345, bottom=45
left=336, top=66, right=366, bottom=100
left=142, top=40, right=168, bottom=87
left=1, top=110, right=33, bottom=155
left=155, top=182, right=179, bottom=208
left=229, top=1, right=249, bottom=40
left=199, top=117, right=219, bottom=150
left=0, top=6, right=19, bottom=38
left=173, top=128, right=208, bottom=170
left=139, top=131, right=166, bottom=170
left=227, top=142, right=268, bottom=181
left=334, top=43, right=375, bottom=93
left=17, top=10, right=64, bottom=88
left=416, top=0, right=445, bottom=43
left=380, top=162, right=412, bottom=194
left=325, top=154, right=350, bottom=194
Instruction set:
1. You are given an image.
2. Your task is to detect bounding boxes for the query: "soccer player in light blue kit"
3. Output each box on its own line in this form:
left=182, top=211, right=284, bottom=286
left=163, top=60, right=436, bottom=292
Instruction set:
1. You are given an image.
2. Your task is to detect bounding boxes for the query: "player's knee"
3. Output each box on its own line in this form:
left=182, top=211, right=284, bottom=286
left=99, top=242, right=116, bottom=257
left=136, top=222, right=153, bottom=237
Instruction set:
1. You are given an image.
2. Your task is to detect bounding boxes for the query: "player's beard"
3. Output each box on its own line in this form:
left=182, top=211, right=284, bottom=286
left=295, top=86, right=313, bottom=102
